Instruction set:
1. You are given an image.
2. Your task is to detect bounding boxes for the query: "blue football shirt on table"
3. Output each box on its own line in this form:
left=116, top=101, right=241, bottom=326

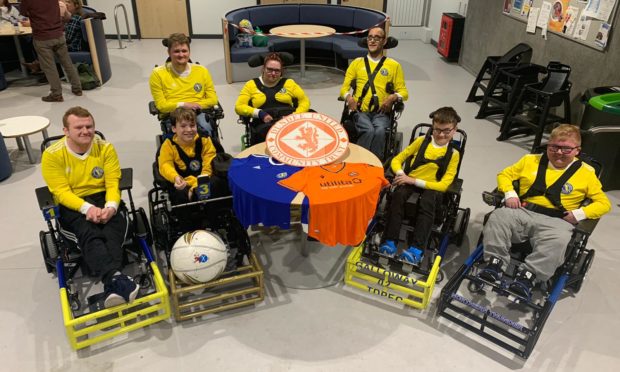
left=228, top=154, right=309, bottom=229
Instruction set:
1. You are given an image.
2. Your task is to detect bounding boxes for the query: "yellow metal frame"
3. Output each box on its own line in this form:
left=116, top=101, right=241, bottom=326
left=169, top=252, right=264, bottom=321
left=344, top=244, right=441, bottom=310
left=60, top=262, right=171, bottom=350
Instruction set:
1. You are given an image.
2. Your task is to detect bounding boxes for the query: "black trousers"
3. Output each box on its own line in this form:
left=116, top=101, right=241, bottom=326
left=59, top=192, right=128, bottom=284
left=383, top=185, right=443, bottom=249
left=250, top=120, right=273, bottom=146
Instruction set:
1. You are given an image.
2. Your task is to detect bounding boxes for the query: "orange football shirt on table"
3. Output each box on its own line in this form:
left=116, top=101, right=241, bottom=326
left=279, top=162, right=388, bottom=246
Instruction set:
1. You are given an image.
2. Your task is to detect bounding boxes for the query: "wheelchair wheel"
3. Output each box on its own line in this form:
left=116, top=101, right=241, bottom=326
left=39, top=231, right=58, bottom=274
left=454, top=208, right=470, bottom=247
left=436, top=269, right=445, bottom=284
left=467, top=278, right=484, bottom=293
left=70, top=293, right=81, bottom=312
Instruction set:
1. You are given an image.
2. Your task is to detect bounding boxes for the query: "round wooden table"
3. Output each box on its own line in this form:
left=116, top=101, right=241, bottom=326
left=269, top=24, right=336, bottom=79
left=0, top=116, right=50, bottom=163
left=233, top=143, right=383, bottom=289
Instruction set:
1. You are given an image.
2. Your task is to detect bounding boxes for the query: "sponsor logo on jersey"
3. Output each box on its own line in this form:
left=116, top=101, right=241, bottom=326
left=266, top=112, right=348, bottom=167
left=189, top=160, right=201, bottom=171
left=279, top=88, right=287, bottom=94
left=276, top=172, right=288, bottom=179
left=91, top=166, right=104, bottom=179
left=194, top=83, right=202, bottom=92
left=380, top=68, right=388, bottom=76
left=349, top=172, right=358, bottom=177
left=562, top=182, right=573, bottom=194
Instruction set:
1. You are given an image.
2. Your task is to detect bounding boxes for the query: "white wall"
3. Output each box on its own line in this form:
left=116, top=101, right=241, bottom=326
left=86, top=0, right=137, bottom=37
left=428, top=0, right=467, bottom=42
left=189, top=0, right=255, bottom=35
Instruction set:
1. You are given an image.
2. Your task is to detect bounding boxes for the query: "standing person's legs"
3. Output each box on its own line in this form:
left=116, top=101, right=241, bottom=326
left=53, top=37, right=82, bottom=94
left=370, top=113, right=390, bottom=159
left=354, top=112, right=374, bottom=152
left=33, top=38, right=63, bottom=98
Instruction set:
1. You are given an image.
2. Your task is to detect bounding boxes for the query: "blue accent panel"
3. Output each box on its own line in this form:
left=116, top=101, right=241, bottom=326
left=249, top=5, right=299, bottom=27
left=549, top=274, right=568, bottom=303
left=139, top=237, right=154, bottom=263
left=230, top=46, right=271, bottom=63
left=269, top=38, right=300, bottom=52
left=306, top=37, right=335, bottom=51
left=438, top=234, right=450, bottom=258
left=465, top=244, right=484, bottom=267
left=300, top=4, right=355, bottom=29
left=57, top=259, right=66, bottom=289
left=353, top=9, right=386, bottom=30
left=331, top=35, right=367, bottom=60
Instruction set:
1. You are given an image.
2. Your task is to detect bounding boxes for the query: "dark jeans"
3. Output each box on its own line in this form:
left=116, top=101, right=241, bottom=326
left=383, top=185, right=443, bottom=249
left=59, top=192, right=128, bottom=285
left=250, top=120, right=272, bottom=146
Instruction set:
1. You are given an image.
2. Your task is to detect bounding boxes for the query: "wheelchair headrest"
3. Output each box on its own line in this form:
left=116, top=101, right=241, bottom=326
left=357, top=36, right=398, bottom=49
left=248, top=52, right=295, bottom=68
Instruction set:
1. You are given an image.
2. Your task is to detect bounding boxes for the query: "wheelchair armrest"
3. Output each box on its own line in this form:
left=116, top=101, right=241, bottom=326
left=237, top=115, right=251, bottom=125
left=119, top=168, right=133, bottom=191
left=575, top=218, right=599, bottom=236
left=393, top=101, right=404, bottom=113
left=148, top=101, right=159, bottom=116
left=447, top=178, right=463, bottom=195
left=482, top=190, right=504, bottom=208
left=35, top=186, right=56, bottom=210
left=337, top=96, right=345, bottom=101
left=203, top=104, right=225, bottom=120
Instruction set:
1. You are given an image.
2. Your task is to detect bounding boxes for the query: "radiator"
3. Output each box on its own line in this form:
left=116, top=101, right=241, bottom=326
left=387, top=0, right=426, bottom=27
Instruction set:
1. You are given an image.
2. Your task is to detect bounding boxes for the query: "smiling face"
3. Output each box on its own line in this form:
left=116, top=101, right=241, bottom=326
left=168, top=42, right=190, bottom=70
left=367, top=27, right=386, bottom=57
left=172, top=118, right=197, bottom=146
left=63, top=114, right=95, bottom=153
left=547, top=136, right=580, bottom=169
left=431, top=121, right=456, bottom=146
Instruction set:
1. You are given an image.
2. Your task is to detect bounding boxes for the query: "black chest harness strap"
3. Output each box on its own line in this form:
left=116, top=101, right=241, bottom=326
left=169, top=137, right=204, bottom=178
left=253, top=77, right=289, bottom=112
left=358, top=56, right=386, bottom=113
left=403, top=134, right=455, bottom=181
left=519, top=153, right=582, bottom=212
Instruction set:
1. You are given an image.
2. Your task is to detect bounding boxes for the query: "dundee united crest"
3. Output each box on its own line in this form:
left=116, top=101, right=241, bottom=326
left=266, top=112, right=348, bottom=167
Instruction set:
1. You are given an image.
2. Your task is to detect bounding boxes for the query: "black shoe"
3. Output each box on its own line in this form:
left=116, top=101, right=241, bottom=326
left=478, top=256, right=504, bottom=282
left=104, top=274, right=139, bottom=308
left=41, top=94, right=63, bottom=102
left=509, top=268, right=536, bottom=299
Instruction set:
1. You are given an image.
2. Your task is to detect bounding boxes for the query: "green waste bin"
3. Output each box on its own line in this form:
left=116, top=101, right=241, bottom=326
left=580, top=87, right=620, bottom=190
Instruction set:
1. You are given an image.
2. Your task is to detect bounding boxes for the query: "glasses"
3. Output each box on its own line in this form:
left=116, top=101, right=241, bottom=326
left=264, top=67, right=282, bottom=74
left=367, top=35, right=384, bottom=42
left=548, top=144, right=579, bottom=154
left=432, top=127, right=455, bottom=135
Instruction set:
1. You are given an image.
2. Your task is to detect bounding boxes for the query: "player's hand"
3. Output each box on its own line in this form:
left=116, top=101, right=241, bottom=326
left=85, top=206, right=102, bottom=223
left=379, top=95, right=396, bottom=113
left=263, top=114, right=273, bottom=123
left=393, top=174, right=415, bottom=186
left=563, top=211, right=578, bottom=225
left=346, top=96, right=358, bottom=111
left=174, top=175, right=187, bottom=190
left=183, top=102, right=202, bottom=111
left=505, top=197, right=521, bottom=209
left=99, top=207, right=116, bottom=224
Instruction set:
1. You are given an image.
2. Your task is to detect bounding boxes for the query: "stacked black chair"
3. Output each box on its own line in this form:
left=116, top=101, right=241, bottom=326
left=466, top=43, right=533, bottom=103
left=498, top=62, right=572, bottom=152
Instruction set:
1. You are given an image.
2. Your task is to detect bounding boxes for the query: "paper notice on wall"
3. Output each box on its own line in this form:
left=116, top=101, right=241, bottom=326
left=548, top=0, right=570, bottom=32
left=527, top=8, right=540, bottom=33
left=573, top=10, right=592, bottom=40
left=583, top=0, right=617, bottom=22
left=538, top=2, right=552, bottom=29
left=594, top=22, right=611, bottom=47
left=522, top=0, right=535, bottom=15
left=563, top=6, right=579, bottom=34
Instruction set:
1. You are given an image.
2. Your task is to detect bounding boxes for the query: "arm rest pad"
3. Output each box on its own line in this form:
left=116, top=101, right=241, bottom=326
left=575, top=218, right=599, bottom=235
left=120, top=168, right=133, bottom=191
left=35, top=187, right=56, bottom=210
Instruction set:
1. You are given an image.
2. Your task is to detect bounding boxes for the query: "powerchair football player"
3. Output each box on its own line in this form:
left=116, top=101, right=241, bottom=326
left=437, top=124, right=611, bottom=359
left=345, top=108, right=470, bottom=310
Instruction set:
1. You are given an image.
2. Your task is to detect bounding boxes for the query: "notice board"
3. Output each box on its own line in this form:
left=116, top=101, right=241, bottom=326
left=502, top=0, right=618, bottom=51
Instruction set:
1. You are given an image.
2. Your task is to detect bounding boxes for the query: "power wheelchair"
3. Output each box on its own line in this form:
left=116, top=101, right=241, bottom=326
left=436, top=154, right=602, bottom=359
left=339, top=36, right=404, bottom=162
left=37, top=132, right=170, bottom=350
left=345, top=123, right=470, bottom=309
left=148, top=136, right=264, bottom=321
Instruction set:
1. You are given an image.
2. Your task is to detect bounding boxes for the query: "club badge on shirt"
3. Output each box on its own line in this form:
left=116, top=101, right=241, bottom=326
left=380, top=68, right=388, bottom=76
left=194, top=83, right=202, bottom=92
left=279, top=88, right=287, bottom=94
left=276, top=172, right=288, bottom=179
left=189, top=160, right=201, bottom=172
left=561, top=183, right=573, bottom=194
left=91, top=166, right=104, bottom=179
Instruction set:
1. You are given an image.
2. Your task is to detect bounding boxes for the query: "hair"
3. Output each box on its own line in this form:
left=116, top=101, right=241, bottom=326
left=550, top=123, right=581, bottom=145
left=62, top=106, right=94, bottom=128
left=66, top=0, right=83, bottom=16
left=171, top=107, right=196, bottom=126
left=368, top=26, right=386, bottom=37
left=166, top=33, right=191, bottom=51
left=429, top=107, right=461, bottom=126
left=263, top=53, right=284, bottom=68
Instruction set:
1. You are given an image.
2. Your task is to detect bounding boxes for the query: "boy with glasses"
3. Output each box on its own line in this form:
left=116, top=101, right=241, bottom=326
left=339, top=27, right=408, bottom=159
left=380, top=107, right=461, bottom=264
left=480, top=124, right=611, bottom=298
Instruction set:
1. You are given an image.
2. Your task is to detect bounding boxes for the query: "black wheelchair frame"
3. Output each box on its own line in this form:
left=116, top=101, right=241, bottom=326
left=37, top=133, right=155, bottom=313
left=360, top=123, right=470, bottom=282
left=436, top=155, right=602, bottom=359
left=148, top=100, right=225, bottom=141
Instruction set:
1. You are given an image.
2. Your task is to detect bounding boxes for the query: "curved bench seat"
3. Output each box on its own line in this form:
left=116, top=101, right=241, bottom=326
left=222, top=4, right=388, bottom=83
